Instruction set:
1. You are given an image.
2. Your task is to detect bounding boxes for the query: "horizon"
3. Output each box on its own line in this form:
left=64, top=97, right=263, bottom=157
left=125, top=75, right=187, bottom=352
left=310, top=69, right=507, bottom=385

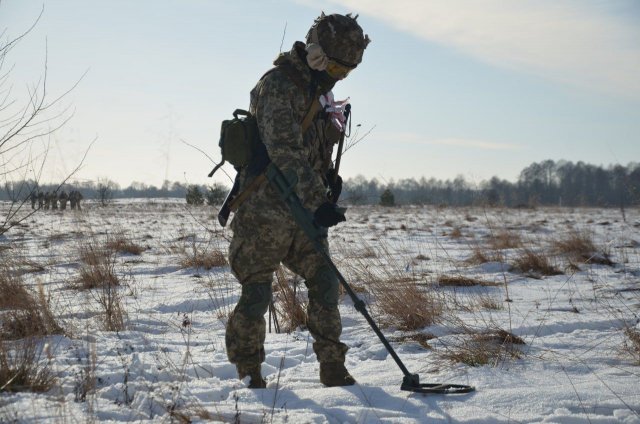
left=1, top=1, right=639, bottom=188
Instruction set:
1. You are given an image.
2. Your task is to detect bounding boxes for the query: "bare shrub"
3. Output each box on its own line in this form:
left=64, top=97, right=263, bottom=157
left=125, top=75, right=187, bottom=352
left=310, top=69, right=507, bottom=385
left=437, top=275, right=499, bottom=287
left=439, top=328, right=525, bottom=367
left=553, top=229, right=614, bottom=265
left=512, top=248, right=562, bottom=277
left=273, top=266, right=307, bottom=333
left=473, top=293, right=504, bottom=311
left=0, top=339, right=55, bottom=393
left=94, top=276, right=127, bottom=332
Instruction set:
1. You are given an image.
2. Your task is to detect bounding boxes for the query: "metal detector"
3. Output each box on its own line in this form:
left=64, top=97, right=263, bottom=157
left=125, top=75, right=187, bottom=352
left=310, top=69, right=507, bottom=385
left=264, top=163, right=475, bottom=394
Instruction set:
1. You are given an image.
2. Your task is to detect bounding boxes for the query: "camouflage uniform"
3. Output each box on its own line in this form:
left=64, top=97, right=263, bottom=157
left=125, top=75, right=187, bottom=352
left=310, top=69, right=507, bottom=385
left=59, top=191, right=68, bottom=210
left=37, top=192, right=44, bottom=209
left=225, top=43, right=349, bottom=374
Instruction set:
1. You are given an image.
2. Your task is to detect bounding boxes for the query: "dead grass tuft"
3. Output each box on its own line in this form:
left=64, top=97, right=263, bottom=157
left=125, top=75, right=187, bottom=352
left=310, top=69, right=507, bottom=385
left=489, top=230, right=523, bottom=249
left=440, top=328, right=525, bottom=367
left=273, top=267, right=307, bottom=333
left=437, top=275, right=499, bottom=287
left=622, top=327, right=640, bottom=365
left=553, top=229, right=614, bottom=266
left=0, top=339, right=55, bottom=393
left=180, top=244, right=228, bottom=270
left=391, top=332, right=434, bottom=349
left=512, top=248, right=562, bottom=277
left=466, top=245, right=504, bottom=265
left=0, top=266, right=63, bottom=340
left=370, top=278, right=443, bottom=331
left=106, top=234, right=145, bottom=255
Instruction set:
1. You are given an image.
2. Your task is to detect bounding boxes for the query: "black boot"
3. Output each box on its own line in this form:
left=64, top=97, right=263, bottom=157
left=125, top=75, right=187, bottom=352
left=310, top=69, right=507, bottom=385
left=320, top=362, right=356, bottom=387
left=237, top=364, right=266, bottom=389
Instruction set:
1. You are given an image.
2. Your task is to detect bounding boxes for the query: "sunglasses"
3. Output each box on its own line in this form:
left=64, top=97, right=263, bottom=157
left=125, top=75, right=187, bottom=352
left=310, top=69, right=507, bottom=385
left=325, top=57, right=357, bottom=80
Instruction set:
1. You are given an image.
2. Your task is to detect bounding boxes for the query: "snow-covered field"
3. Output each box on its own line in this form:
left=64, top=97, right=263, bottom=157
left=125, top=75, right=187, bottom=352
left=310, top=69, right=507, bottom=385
left=1, top=199, right=640, bottom=423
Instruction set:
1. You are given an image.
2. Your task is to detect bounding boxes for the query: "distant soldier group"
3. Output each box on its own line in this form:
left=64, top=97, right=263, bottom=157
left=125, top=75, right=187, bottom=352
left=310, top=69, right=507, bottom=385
left=29, top=189, right=83, bottom=211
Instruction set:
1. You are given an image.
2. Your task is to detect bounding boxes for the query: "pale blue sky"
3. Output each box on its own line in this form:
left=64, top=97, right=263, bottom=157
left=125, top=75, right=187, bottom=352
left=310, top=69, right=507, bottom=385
left=2, top=0, right=639, bottom=188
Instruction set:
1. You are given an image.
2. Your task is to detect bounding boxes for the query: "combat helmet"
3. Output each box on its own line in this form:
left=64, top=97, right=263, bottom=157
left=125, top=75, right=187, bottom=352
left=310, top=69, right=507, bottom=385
left=305, top=12, right=370, bottom=79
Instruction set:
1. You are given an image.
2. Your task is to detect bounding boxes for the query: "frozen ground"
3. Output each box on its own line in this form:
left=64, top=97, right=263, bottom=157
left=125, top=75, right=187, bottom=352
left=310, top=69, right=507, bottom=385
left=1, top=199, right=639, bottom=423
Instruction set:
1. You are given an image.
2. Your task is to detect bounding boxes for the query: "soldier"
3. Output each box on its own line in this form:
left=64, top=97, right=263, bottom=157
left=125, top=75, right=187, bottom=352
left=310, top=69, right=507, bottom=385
left=29, top=192, right=37, bottom=210
left=76, top=190, right=84, bottom=210
left=69, top=190, right=77, bottom=210
left=59, top=191, right=69, bottom=210
left=224, top=13, right=369, bottom=388
left=43, top=191, right=51, bottom=210
left=37, top=191, right=44, bottom=209
left=51, top=191, right=58, bottom=210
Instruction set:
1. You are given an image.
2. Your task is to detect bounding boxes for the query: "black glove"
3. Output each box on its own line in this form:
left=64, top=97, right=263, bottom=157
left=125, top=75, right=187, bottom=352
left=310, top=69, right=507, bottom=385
left=325, top=169, right=343, bottom=204
left=314, top=202, right=346, bottom=228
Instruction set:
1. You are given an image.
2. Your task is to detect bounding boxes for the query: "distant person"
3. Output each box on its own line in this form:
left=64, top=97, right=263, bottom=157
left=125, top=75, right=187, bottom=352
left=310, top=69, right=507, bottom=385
left=59, top=191, right=69, bottom=210
left=69, top=190, right=77, bottom=210
left=43, top=192, right=51, bottom=210
left=76, top=191, right=84, bottom=210
left=37, top=191, right=44, bottom=209
left=29, top=192, right=36, bottom=210
left=51, top=192, right=58, bottom=210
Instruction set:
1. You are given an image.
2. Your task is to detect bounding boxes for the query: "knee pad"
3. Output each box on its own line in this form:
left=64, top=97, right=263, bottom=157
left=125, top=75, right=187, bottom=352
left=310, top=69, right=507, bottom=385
left=308, top=266, right=340, bottom=308
left=236, top=283, right=272, bottom=319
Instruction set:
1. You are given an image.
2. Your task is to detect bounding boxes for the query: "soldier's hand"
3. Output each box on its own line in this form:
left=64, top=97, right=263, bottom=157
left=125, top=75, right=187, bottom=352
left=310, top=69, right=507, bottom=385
left=325, top=169, right=343, bottom=204
left=314, top=202, right=346, bottom=228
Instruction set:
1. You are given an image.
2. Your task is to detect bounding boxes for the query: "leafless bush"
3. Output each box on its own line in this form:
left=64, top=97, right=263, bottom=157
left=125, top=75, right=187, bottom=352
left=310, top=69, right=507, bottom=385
left=439, top=328, right=525, bottom=367
left=512, top=248, right=562, bottom=277
left=0, top=338, right=55, bottom=393
left=94, top=274, right=127, bottom=332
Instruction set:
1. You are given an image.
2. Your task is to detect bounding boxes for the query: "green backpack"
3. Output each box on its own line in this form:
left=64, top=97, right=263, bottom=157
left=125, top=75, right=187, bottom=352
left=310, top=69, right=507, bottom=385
left=208, top=109, right=260, bottom=177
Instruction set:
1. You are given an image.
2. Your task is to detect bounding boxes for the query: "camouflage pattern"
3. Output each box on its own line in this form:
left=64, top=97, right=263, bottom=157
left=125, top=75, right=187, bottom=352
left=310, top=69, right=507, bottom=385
left=51, top=192, right=58, bottom=210
left=59, top=191, right=68, bottom=210
left=30, top=192, right=36, bottom=210
left=37, top=192, right=44, bottom=208
left=225, top=42, right=348, bottom=372
left=306, top=13, right=370, bottom=66
left=43, top=192, right=51, bottom=210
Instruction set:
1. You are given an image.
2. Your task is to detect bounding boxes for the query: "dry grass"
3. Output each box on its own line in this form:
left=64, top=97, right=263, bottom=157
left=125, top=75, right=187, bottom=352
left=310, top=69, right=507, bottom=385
left=489, top=230, right=523, bottom=249
left=439, top=328, right=525, bottom=367
left=370, top=278, right=443, bottom=331
left=553, top=229, right=614, bottom=265
left=473, top=293, right=504, bottom=310
left=273, top=267, right=307, bottom=333
left=622, top=327, right=640, bottom=365
left=512, top=248, right=562, bottom=277
left=180, top=243, right=228, bottom=270
left=106, top=233, right=145, bottom=255
left=77, top=245, right=120, bottom=290
left=391, top=332, right=434, bottom=349
left=0, top=339, right=55, bottom=393
left=437, top=275, right=499, bottom=287
left=0, top=265, right=63, bottom=340
left=466, top=244, right=504, bottom=264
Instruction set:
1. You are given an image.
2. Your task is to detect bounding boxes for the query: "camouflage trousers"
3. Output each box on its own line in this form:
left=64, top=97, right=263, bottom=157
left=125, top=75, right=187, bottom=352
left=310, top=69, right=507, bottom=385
left=225, top=204, right=348, bottom=370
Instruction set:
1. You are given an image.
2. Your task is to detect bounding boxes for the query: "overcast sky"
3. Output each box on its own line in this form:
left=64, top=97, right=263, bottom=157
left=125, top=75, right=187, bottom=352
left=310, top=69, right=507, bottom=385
left=1, top=0, right=639, bottom=188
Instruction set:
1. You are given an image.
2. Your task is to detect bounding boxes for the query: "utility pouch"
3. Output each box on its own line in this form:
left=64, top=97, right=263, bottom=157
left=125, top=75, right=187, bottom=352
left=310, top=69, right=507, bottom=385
left=208, top=109, right=260, bottom=177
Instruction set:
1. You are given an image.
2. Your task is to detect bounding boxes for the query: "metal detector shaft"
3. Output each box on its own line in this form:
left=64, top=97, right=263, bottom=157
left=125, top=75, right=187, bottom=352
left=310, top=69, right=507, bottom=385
left=265, top=163, right=412, bottom=378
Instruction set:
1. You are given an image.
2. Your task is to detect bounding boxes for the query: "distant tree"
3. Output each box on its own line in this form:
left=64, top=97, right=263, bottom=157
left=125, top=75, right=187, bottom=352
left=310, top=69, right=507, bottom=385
left=379, top=188, right=395, bottom=206
left=206, top=184, right=227, bottom=206
left=186, top=185, right=204, bottom=205
left=96, top=179, right=118, bottom=206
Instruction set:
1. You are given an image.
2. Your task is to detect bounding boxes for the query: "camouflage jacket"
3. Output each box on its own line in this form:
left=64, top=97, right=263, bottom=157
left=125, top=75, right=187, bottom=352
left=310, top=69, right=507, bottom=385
left=233, top=42, right=341, bottom=226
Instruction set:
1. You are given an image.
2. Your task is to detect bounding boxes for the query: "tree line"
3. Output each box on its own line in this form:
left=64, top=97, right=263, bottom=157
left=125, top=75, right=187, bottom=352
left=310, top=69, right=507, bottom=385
left=3, top=160, right=639, bottom=208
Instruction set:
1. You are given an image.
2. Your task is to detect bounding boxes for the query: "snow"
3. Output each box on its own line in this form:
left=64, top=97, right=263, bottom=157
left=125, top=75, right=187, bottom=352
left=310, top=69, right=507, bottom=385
left=1, top=199, right=639, bottom=423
